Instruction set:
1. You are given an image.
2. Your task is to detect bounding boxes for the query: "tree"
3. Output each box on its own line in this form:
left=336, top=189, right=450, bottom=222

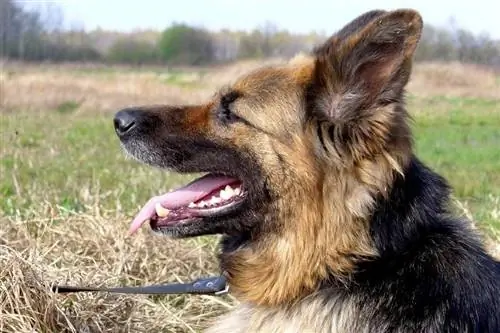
left=107, top=39, right=160, bottom=65
left=158, top=23, right=215, bottom=65
left=0, top=0, right=101, bottom=62
left=0, top=0, right=44, bottom=59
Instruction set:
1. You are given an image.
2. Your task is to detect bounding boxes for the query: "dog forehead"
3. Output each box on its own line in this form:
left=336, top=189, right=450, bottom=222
left=222, top=56, right=315, bottom=133
left=232, top=55, right=315, bottom=94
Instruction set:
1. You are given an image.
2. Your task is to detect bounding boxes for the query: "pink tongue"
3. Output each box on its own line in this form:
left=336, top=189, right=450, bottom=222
left=128, top=174, right=237, bottom=235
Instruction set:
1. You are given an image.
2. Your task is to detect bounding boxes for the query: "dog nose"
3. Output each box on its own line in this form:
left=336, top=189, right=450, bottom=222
left=114, top=109, right=140, bottom=136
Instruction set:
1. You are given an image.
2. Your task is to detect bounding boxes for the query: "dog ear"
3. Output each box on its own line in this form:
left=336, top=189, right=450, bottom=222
left=308, top=9, right=422, bottom=161
left=309, top=9, right=423, bottom=122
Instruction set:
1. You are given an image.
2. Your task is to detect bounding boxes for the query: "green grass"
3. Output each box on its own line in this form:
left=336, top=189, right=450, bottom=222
left=0, top=111, right=192, bottom=222
left=55, top=100, right=81, bottom=114
left=411, top=96, right=500, bottom=230
left=160, top=72, right=203, bottom=88
left=1, top=96, right=499, bottom=232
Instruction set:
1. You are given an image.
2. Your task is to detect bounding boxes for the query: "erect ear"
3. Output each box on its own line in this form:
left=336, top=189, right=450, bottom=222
left=310, top=9, right=423, bottom=121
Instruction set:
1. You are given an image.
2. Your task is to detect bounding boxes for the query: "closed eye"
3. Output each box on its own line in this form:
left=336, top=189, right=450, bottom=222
left=217, top=91, right=242, bottom=125
left=218, top=103, right=240, bottom=124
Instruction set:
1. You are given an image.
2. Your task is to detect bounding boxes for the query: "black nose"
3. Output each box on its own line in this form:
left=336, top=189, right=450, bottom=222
left=114, top=109, right=141, bottom=136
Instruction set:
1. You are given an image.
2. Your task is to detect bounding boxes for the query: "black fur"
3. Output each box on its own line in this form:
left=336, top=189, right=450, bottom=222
left=325, top=156, right=500, bottom=332
left=215, top=156, right=500, bottom=332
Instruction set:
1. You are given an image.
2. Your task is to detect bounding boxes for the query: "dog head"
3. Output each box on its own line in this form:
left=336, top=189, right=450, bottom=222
left=114, top=9, right=423, bottom=305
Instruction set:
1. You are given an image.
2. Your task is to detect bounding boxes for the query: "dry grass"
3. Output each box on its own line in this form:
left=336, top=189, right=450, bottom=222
left=2, top=60, right=497, bottom=114
left=1, top=204, right=498, bottom=333
left=0, top=69, right=207, bottom=114
left=0, top=58, right=284, bottom=114
left=0, top=204, right=235, bottom=333
left=408, top=61, right=500, bottom=99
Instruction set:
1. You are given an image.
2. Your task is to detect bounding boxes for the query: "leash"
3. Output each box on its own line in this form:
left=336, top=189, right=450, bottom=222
left=51, top=275, right=229, bottom=296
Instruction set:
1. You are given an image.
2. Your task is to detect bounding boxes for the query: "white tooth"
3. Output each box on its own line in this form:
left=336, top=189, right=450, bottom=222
left=155, top=202, right=170, bottom=217
left=224, top=185, right=235, bottom=196
left=198, top=201, right=207, bottom=208
left=220, top=189, right=231, bottom=200
left=235, top=188, right=241, bottom=195
left=188, top=202, right=196, bottom=208
left=210, top=196, right=220, bottom=205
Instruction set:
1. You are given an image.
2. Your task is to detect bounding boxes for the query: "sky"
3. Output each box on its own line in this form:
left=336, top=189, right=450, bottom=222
left=22, top=0, right=500, bottom=39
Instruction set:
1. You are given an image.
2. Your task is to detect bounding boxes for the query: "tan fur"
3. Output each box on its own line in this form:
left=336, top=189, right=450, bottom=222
left=224, top=135, right=379, bottom=298
left=219, top=50, right=411, bottom=310
left=205, top=9, right=423, bottom=331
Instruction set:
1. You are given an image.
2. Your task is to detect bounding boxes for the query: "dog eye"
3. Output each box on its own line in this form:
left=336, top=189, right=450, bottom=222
left=217, top=92, right=241, bottom=124
left=217, top=104, right=240, bottom=124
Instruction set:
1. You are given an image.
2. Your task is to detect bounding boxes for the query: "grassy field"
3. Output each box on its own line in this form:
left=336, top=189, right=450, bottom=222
left=1, top=60, right=499, bottom=332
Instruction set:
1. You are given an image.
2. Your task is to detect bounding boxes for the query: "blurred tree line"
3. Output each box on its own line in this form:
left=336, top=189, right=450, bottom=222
left=0, top=0, right=101, bottom=61
left=2, top=0, right=500, bottom=68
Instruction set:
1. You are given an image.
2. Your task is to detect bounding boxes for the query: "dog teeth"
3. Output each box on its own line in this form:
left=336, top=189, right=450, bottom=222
left=220, top=188, right=232, bottom=200
left=158, top=186, right=244, bottom=214
left=155, top=202, right=170, bottom=217
left=189, top=185, right=243, bottom=209
left=210, top=196, right=222, bottom=205
left=225, top=185, right=235, bottom=196
left=220, top=185, right=240, bottom=200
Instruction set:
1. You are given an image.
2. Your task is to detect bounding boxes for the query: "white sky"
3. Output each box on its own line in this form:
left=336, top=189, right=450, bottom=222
left=20, top=0, right=500, bottom=38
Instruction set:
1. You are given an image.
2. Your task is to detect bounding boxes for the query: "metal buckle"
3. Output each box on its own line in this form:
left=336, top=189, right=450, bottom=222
left=214, top=284, right=230, bottom=295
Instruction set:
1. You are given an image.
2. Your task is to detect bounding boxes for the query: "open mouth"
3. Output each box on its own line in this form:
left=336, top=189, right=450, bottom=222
left=128, top=173, right=246, bottom=235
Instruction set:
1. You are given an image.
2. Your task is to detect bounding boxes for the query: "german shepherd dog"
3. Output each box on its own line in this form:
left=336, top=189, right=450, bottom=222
left=113, top=9, right=500, bottom=332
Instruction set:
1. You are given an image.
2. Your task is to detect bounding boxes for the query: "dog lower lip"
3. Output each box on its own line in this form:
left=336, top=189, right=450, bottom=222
left=150, top=216, right=200, bottom=232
